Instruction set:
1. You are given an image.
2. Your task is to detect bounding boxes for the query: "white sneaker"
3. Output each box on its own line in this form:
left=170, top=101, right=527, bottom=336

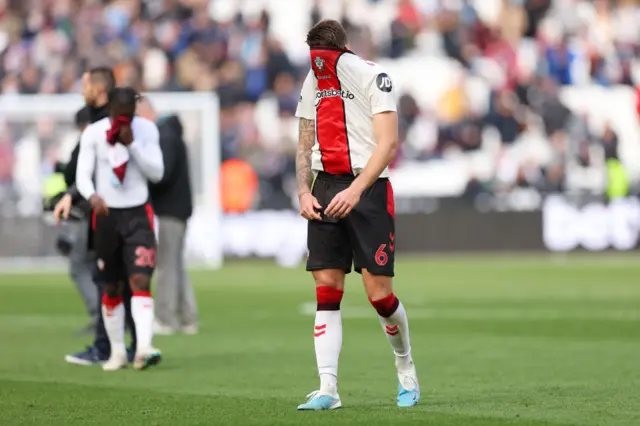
left=102, top=351, right=128, bottom=371
left=180, top=324, right=199, bottom=335
left=153, top=320, right=177, bottom=336
left=133, top=347, right=162, bottom=371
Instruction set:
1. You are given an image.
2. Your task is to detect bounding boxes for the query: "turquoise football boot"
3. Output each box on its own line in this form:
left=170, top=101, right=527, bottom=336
left=397, top=371, right=420, bottom=407
left=296, top=391, right=342, bottom=411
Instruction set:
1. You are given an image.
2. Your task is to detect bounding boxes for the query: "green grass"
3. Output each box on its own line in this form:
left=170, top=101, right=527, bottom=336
left=1, top=255, right=640, bottom=425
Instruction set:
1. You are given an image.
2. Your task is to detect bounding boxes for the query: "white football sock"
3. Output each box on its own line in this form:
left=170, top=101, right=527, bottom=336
left=373, top=295, right=413, bottom=371
left=131, top=292, right=155, bottom=351
left=102, top=296, right=126, bottom=356
left=315, top=310, right=342, bottom=395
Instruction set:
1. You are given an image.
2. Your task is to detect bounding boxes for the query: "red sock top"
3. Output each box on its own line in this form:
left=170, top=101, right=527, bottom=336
left=316, top=286, right=344, bottom=311
left=370, top=293, right=399, bottom=318
left=102, top=294, right=123, bottom=309
left=316, top=286, right=344, bottom=304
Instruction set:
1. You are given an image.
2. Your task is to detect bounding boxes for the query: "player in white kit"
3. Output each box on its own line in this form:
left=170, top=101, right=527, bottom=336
left=77, top=87, right=164, bottom=371
left=295, top=20, right=420, bottom=410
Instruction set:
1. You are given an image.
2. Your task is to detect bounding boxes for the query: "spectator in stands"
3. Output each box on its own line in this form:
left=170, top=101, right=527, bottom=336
left=454, top=117, right=483, bottom=152
left=540, top=162, right=566, bottom=194
left=545, top=35, right=577, bottom=86
left=534, top=78, right=573, bottom=139
left=388, top=0, right=420, bottom=58
left=523, top=0, right=551, bottom=38
left=483, top=91, right=526, bottom=145
left=599, top=122, right=620, bottom=161
left=1, top=0, right=638, bottom=206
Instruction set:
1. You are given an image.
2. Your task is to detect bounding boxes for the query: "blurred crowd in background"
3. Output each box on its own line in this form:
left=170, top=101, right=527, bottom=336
left=0, top=0, right=639, bottom=214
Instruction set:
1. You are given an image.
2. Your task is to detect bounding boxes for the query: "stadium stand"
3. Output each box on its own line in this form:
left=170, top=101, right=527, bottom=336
left=0, top=0, right=639, bottom=210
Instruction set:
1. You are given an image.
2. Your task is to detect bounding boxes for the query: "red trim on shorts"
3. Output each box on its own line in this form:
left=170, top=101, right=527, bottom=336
left=102, top=294, right=123, bottom=309
left=311, top=48, right=352, bottom=175
left=133, top=291, right=152, bottom=298
left=144, top=203, right=155, bottom=231
left=91, top=211, right=97, bottom=230
left=386, top=180, right=395, bottom=218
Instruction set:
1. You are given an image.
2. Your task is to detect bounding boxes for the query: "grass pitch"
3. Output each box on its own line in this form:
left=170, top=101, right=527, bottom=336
left=0, top=256, right=639, bottom=426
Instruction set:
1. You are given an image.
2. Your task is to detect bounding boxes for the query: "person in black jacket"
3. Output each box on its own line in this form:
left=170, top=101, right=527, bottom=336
left=62, top=106, right=99, bottom=334
left=139, top=100, right=198, bottom=334
left=54, top=67, right=137, bottom=365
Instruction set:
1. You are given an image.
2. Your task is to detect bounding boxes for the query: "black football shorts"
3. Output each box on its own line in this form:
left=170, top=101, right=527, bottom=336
left=93, top=203, right=157, bottom=282
left=306, top=172, right=395, bottom=277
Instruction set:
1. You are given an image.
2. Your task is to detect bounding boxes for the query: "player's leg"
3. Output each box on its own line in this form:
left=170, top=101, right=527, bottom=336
left=311, top=268, right=344, bottom=394
left=99, top=281, right=129, bottom=372
left=128, top=271, right=160, bottom=370
left=123, top=204, right=161, bottom=370
left=350, top=179, right=419, bottom=407
left=64, top=262, right=110, bottom=366
left=67, top=218, right=99, bottom=333
left=362, top=270, right=419, bottom=406
left=297, top=177, right=352, bottom=411
left=299, top=266, right=349, bottom=408
left=178, top=264, right=198, bottom=334
left=174, top=218, right=198, bottom=333
left=153, top=216, right=180, bottom=333
left=122, top=279, right=137, bottom=356
left=95, top=213, right=129, bottom=371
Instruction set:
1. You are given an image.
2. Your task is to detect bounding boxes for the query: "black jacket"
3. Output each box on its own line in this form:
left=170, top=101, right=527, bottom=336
left=64, top=105, right=109, bottom=192
left=62, top=105, right=109, bottom=249
left=149, top=115, right=193, bottom=221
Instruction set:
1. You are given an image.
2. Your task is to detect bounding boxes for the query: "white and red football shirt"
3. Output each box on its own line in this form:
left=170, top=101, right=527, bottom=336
left=295, top=48, right=397, bottom=178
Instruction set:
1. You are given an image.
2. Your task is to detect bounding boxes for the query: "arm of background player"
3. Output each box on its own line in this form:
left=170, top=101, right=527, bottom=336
left=296, top=118, right=316, bottom=195
left=76, top=127, right=97, bottom=200
left=128, top=122, right=164, bottom=183
left=351, top=112, right=398, bottom=192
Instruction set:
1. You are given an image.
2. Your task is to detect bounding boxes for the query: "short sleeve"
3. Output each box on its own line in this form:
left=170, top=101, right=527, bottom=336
left=368, top=71, right=397, bottom=115
left=295, top=70, right=316, bottom=120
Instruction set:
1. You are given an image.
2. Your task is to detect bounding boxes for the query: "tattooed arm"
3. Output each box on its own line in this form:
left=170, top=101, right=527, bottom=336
left=294, top=70, right=321, bottom=220
left=296, top=118, right=316, bottom=197
left=296, top=118, right=321, bottom=220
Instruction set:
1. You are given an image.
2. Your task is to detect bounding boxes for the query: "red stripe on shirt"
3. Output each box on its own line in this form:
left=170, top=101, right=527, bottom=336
left=311, top=48, right=352, bottom=175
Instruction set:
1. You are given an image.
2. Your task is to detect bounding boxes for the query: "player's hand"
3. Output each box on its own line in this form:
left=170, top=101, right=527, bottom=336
left=299, top=192, right=322, bottom=221
left=118, top=124, right=133, bottom=145
left=53, top=193, right=73, bottom=224
left=325, top=187, right=361, bottom=219
left=89, top=194, right=109, bottom=216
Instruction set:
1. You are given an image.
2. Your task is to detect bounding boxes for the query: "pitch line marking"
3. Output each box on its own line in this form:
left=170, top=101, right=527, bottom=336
left=299, top=303, right=640, bottom=321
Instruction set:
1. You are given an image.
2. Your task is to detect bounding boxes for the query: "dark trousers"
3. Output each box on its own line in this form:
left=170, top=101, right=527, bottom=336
left=92, top=268, right=137, bottom=355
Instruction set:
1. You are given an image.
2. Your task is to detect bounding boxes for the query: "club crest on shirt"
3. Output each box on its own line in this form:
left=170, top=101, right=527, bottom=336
left=97, top=258, right=105, bottom=271
left=314, top=57, right=325, bottom=71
